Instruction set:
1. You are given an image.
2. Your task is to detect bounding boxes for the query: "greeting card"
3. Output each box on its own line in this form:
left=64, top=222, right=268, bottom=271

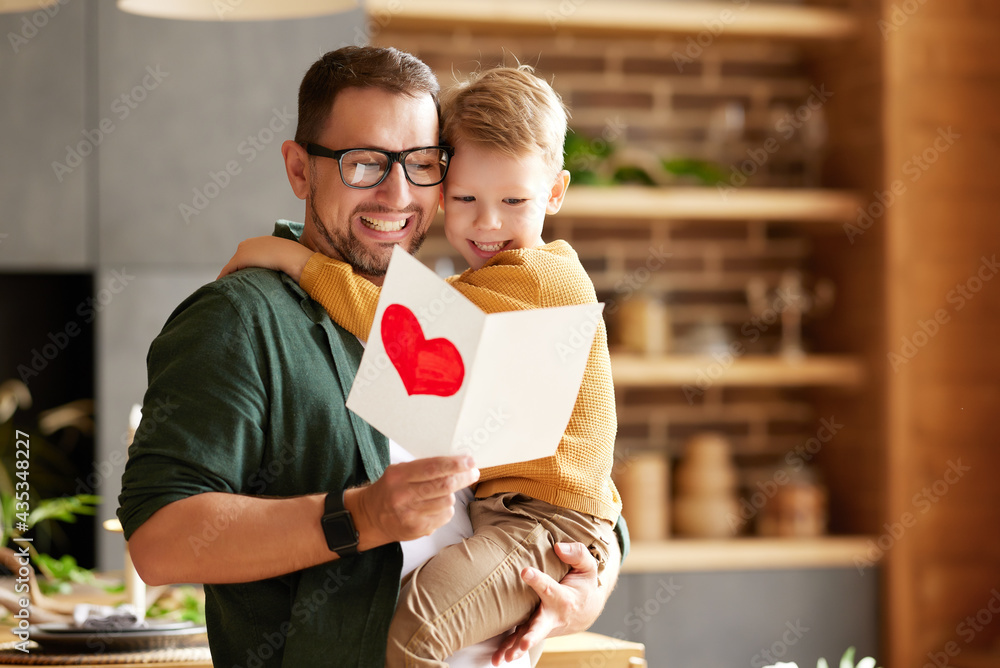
left=346, top=246, right=603, bottom=468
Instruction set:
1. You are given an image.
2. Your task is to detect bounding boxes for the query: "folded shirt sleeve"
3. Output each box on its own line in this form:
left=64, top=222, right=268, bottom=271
left=117, top=282, right=268, bottom=540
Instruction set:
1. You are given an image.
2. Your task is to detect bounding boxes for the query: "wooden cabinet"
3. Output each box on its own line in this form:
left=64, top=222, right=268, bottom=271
left=873, top=3, right=1000, bottom=667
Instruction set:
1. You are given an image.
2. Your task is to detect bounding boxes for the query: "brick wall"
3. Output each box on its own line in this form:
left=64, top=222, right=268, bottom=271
left=377, top=29, right=823, bottom=186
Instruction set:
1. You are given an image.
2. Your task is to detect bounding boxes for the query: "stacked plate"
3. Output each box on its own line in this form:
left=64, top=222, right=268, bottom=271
left=25, top=621, right=208, bottom=652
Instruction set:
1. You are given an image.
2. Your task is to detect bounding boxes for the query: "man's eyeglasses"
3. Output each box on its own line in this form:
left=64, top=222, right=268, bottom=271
left=303, top=143, right=454, bottom=190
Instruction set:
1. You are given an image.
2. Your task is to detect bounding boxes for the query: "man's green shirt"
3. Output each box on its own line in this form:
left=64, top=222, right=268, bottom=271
left=118, top=222, right=402, bottom=667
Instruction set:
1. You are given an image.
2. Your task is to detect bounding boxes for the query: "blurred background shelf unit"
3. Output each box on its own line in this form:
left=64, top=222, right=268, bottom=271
left=389, top=1, right=879, bottom=537
left=395, top=0, right=1000, bottom=664
left=378, top=3, right=885, bottom=666
left=421, top=185, right=873, bottom=532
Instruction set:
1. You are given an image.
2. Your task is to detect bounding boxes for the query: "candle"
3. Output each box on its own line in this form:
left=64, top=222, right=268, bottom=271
left=103, top=516, right=146, bottom=620
left=107, top=404, right=148, bottom=618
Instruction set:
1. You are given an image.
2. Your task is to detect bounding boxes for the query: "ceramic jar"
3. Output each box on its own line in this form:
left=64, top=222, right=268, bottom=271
left=672, top=432, right=740, bottom=538
left=614, top=450, right=670, bottom=541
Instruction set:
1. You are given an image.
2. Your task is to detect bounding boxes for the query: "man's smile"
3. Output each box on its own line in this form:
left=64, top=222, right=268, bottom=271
left=360, top=214, right=409, bottom=233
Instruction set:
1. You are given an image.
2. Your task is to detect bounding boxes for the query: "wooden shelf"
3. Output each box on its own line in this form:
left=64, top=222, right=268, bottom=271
left=427, top=188, right=862, bottom=225
left=363, top=0, right=858, bottom=41
left=611, top=353, right=866, bottom=388
left=623, top=536, right=876, bottom=572
left=558, top=186, right=863, bottom=223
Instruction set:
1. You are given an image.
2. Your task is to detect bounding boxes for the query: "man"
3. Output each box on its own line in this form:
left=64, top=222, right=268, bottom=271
left=118, top=46, right=623, bottom=667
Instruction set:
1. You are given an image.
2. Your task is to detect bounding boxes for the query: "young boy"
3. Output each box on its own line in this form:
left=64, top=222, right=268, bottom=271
left=219, top=66, right=620, bottom=667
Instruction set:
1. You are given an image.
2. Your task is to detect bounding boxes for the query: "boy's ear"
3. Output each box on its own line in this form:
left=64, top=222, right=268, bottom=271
left=439, top=186, right=445, bottom=212
left=545, top=170, right=571, bottom=215
left=282, top=140, right=310, bottom=200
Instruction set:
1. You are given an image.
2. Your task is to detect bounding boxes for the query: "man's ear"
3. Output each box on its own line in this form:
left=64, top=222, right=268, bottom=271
left=546, top=170, right=571, bottom=215
left=282, top=140, right=310, bottom=200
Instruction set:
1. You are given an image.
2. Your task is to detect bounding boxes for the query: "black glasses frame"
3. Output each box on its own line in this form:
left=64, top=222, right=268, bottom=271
left=303, top=142, right=454, bottom=189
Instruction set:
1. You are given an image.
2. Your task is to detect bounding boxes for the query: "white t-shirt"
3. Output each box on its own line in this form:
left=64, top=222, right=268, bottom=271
left=391, top=439, right=530, bottom=668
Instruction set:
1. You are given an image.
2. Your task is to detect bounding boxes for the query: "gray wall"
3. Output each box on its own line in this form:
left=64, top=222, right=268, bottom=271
left=1, top=0, right=89, bottom=268
left=1, top=0, right=367, bottom=570
left=592, top=568, right=880, bottom=668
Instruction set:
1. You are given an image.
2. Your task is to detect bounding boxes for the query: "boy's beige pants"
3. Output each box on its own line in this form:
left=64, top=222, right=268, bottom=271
left=385, top=492, right=616, bottom=668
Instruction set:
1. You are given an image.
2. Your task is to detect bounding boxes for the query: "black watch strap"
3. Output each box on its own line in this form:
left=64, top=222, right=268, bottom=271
left=321, top=491, right=359, bottom=557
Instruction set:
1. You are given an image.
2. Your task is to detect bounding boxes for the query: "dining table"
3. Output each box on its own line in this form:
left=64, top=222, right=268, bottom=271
left=0, top=579, right=644, bottom=668
left=0, top=633, right=645, bottom=668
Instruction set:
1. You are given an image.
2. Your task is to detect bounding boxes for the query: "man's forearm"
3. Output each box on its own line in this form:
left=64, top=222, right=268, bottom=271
left=127, top=456, right=478, bottom=586
left=128, top=492, right=335, bottom=586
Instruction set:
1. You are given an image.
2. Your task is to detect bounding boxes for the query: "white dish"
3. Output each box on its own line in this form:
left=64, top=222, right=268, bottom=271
left=25, top=622, right=207, bottom=652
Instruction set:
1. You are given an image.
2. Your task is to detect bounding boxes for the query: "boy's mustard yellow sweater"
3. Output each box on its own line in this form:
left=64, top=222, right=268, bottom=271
left=301, top=240, right=621, bottom=522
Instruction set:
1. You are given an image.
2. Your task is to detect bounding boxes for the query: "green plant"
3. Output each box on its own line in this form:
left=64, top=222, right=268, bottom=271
left=661, top=157, right=728, bottom=185
left=564, top=129, right=615, bottom=185
left=765, top=646, right=881, bottom=668
left=563, top=129, right=727, bottom=187
left=0, top=380, right=101, bottom=591
left=147, top=585, right=206, bottom=623
left=0, top=380, right=207, bottom=626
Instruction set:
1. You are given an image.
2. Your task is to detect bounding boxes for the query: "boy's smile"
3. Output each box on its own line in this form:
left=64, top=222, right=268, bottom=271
left=471, top=240, right=510, bottom=252
left=443, top=141, right=569, bottom=271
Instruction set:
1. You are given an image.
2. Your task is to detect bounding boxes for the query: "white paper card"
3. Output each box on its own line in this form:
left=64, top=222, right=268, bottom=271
left=346, top=246, right=603, bottom=469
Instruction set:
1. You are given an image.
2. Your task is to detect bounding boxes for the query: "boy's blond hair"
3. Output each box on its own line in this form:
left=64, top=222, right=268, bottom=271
left=441, top=65, right=569, bottom=176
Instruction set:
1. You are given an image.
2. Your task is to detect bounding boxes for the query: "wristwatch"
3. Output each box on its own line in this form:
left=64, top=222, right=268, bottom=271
left=321, top=491, right=359, bottom=557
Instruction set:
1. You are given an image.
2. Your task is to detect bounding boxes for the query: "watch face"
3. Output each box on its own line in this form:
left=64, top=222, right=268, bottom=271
left=322, top=511, right=358, bottom=552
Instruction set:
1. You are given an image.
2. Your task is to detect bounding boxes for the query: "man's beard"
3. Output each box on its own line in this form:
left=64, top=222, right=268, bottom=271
left=308, top=181, right=430, bottom=277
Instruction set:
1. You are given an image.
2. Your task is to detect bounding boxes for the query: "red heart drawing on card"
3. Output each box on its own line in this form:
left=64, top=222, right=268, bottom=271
left=381, top=303, right=465, bottom=397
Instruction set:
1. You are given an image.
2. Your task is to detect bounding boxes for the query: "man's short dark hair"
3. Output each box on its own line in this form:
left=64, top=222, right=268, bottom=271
left=294, top=46, right=440, bottom=144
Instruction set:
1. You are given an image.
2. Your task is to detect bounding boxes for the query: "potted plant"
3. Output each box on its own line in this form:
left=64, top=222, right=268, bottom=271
left=766, top=647, right=881, bottom=668
left=0, top=379, right=103, bottom=621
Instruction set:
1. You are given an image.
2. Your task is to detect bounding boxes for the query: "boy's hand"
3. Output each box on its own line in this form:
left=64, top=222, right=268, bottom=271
left=217, top=236, right=313, bottom=282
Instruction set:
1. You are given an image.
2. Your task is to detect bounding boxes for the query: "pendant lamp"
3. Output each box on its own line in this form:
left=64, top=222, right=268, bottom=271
left=116, top=0, right=358, bottom=21
left=0, top=0, right=60, bottom=13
